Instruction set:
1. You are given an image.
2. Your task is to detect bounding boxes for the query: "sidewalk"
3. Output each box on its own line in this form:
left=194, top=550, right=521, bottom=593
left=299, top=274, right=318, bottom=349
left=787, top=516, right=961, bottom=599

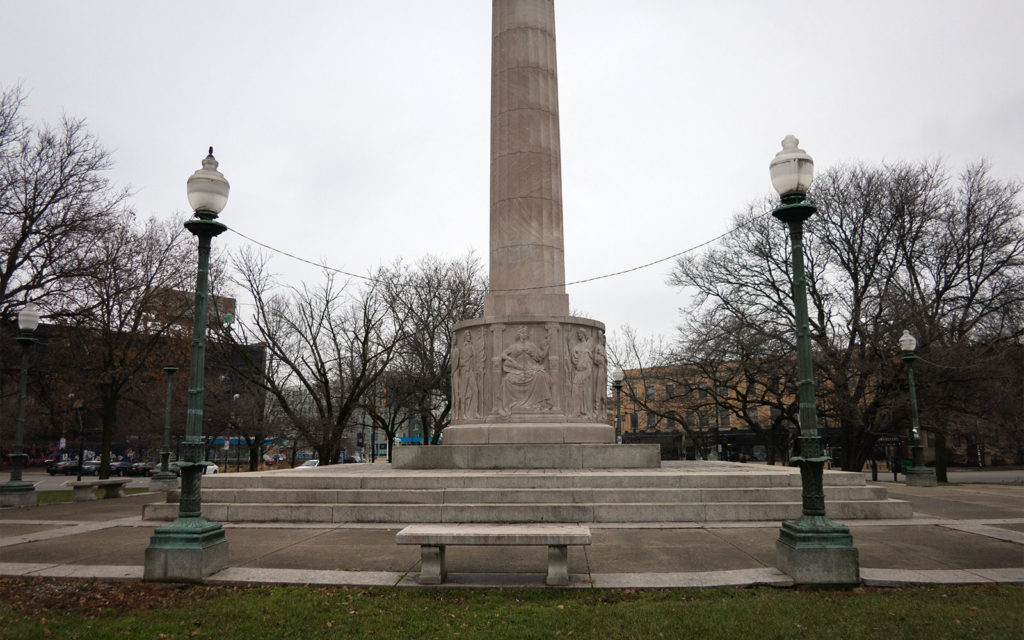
left=1, top=482, right=1021, bottom=588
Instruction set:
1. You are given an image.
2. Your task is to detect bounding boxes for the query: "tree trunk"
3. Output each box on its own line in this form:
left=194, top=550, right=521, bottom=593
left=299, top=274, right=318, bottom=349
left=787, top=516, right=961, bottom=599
left=99, top=396, right=117, bottom=480
left=248, top=442, right=260, bottom=471
left=934, top=430, right=948, bottom=483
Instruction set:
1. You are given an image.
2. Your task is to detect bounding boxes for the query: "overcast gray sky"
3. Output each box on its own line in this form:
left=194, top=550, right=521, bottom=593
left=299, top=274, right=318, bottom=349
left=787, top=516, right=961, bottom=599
left=4, top=0, right=1022, bottom=340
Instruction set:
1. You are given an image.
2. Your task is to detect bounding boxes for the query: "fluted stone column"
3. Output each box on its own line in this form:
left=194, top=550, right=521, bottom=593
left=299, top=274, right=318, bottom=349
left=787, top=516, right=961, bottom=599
left=485, top=0, right=569, bottom=318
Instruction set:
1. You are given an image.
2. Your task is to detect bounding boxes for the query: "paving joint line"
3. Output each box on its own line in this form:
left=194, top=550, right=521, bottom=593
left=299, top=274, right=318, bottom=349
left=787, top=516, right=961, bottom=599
left=702, top=526, right=772, bottom=569
left=0, top=517, right=140, bottom=549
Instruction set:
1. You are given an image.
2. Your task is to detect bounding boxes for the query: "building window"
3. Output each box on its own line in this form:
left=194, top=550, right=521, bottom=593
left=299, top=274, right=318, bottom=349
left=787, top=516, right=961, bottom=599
left=719, top=408, right=731, bottom=427
left=667, top=418, right=677, bottom=430
left=646, top=413, right=657, bottom=429
left=630, top=412, right=638, bottom=430
left=664, top=384, right=675, bottom=400
left=645, top=386, right=655, bottom=402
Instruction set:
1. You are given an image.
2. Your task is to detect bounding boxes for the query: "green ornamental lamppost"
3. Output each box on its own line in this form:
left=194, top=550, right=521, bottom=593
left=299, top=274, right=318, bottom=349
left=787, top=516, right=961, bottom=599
left=150, top=365, right=180, bottom=490
left=770, top=136, right=859, bottom=584
left=0, top=304, right=41, bottom=507
left=144, top=148, right=230, bottom=581
left=899, top=330, right=937, bottom=487
left=612, top=368, right=624, bottom=444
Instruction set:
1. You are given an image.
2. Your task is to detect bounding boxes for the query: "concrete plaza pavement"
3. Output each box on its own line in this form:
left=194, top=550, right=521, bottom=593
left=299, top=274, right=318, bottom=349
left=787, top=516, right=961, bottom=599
left=0, top=477, right=1021, bottom=589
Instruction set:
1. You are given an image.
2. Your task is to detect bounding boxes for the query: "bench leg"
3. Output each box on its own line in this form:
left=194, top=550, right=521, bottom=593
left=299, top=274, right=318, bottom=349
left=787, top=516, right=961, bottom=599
left=546, top=545, right=569, bottom=586
left=103, top=484, right=126, bottom=499
left=418, top=545, right=446, bottom=585
left=73, top=487, right=98, bottom=502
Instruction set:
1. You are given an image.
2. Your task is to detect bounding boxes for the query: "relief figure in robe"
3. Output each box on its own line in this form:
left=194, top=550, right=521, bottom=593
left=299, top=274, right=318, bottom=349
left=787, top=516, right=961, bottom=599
left=592, top=331, right=607, bottom=419
left=452, top=331, right=481, bottom=419
left=499, top=327, right=552, bottom=416
left=569, top=328, right=595, bottom=417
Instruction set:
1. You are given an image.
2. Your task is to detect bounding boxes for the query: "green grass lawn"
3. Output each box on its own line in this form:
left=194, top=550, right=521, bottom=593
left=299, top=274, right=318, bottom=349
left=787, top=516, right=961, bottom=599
left=0, top=582, right=1019, bottom=640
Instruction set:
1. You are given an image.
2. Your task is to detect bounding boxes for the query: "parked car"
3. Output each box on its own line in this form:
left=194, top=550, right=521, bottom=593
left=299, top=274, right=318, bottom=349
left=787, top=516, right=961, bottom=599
left=343, top=454, right=365, bottom=463
left=129, top=462, right=158, bottom=476
left=168, top=461, right=220, bottom=476
left=47, top=460, right=98, bottom=476
left=294, top=460, right=320, bottom=470
left=109, top=461, right=134, bottom=476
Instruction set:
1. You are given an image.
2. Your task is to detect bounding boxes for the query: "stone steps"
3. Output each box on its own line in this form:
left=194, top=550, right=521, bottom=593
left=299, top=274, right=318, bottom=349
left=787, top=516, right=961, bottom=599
left=143, top=498, right=911, bottom=523
left=180, top=485, right=887, bottom=505
left=194, top=470, right=867, bottom=490
left=143, top=464, right=911, bottom=523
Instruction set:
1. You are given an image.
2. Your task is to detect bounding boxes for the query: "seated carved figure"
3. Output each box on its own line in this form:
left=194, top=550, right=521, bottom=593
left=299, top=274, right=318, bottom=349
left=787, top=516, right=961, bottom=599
left=499, top=327, right=552, bottom=415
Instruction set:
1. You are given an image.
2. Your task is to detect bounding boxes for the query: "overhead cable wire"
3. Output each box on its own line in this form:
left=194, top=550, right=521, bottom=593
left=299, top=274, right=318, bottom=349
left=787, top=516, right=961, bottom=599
left=224, top=210, right=771, bottom=294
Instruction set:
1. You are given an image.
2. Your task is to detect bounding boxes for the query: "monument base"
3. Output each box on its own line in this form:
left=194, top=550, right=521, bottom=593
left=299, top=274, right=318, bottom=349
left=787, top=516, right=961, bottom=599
left=392, top=443, right=660, bottom=470
left=444, top=422, right=613, bottom=445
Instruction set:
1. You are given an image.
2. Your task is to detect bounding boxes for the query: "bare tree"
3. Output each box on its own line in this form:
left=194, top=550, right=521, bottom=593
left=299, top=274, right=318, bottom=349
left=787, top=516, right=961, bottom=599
left=608, top=323, right=799, bottom=463
left=225, top=248, right=403, bottom=464
left=378, top=253, right=485, bottom=445
left=0, top=85, right=126, bottom=324
left=57, top=213, right=195, bottom=478
left=360, top=375, right=414, bottom=463
left=669, top=160, right=1023, bottom=471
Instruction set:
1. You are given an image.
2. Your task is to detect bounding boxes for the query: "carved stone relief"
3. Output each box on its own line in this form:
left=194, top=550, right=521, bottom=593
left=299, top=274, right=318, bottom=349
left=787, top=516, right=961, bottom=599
left=497, top=326, right=553, bottom=416
left=568, top=328, right=596, bottom=418
left=452, top=329, right=485, bottom=419
left=450, top=319, right=606, bottom=425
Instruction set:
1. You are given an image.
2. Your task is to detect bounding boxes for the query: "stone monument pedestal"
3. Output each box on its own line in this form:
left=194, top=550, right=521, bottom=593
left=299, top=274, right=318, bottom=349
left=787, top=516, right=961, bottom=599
left=393, top=443, right=660, bottom=470
left=446, top=316, right=613, bottom=446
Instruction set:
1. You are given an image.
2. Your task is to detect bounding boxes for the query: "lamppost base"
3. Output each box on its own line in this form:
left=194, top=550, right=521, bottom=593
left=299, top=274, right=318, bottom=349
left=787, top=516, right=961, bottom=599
left=0, top=482, right=37, bottom=507
left=144, top=517, right=228, bottom=582
left=776, top=516, right=860, bottom=585
left=905, top=466, right=937, bottom=487
left=149, top=473, right=180, bottom=492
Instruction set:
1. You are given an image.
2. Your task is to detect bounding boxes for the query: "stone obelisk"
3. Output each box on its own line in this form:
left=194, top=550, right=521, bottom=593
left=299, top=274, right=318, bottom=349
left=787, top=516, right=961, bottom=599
left=443, top=0, right=614, bottom=446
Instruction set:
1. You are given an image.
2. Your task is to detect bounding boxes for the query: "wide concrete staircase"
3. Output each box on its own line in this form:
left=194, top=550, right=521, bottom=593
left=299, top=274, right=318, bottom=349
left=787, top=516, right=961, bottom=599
left=143, top=462, right=912, bottom=524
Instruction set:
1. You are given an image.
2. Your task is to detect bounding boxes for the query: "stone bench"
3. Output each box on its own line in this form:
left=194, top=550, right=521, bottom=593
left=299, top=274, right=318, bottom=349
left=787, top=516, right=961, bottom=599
left=66, top=478, right=132, bottom=502
left=396, top=523, right=591, bottom=586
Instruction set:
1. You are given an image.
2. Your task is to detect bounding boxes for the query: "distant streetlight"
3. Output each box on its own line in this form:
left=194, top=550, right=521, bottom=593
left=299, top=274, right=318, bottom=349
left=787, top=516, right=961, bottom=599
left=769, top=136, right=859, bottom=584
left=150, top=365, right=179, bottom=489
left=899, top=330, right=937, bottom=486
left=145, top=148, right=230, bottom=581
left=0, top=304, right=41, bottom=507
left=612, top=369, right=624, bottom=444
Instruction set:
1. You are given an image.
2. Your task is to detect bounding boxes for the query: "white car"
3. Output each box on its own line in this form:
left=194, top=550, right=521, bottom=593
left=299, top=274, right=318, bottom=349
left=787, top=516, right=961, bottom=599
left=294, top=460, right=320, bottom=470
left=169, top=461, right=220, bottom=476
